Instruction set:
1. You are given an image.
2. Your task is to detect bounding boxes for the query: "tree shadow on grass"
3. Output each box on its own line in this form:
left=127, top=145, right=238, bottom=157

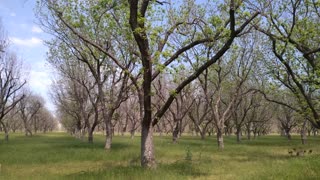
left=65, top=160, right=209, bottom=180
left=233, top=148, right=316, bottom=163
left=244, top=151, right=293, bottom=162
left=43, top=137, right=132, bottom=151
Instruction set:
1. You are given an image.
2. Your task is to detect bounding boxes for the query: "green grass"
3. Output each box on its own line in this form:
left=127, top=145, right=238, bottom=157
left=0, top=132, right=319, bottom=179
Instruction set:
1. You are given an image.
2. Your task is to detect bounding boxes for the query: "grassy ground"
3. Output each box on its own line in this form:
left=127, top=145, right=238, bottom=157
left=0, top=132, right=319, bottom=180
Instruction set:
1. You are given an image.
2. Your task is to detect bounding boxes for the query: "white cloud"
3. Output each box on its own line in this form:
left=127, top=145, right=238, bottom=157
left=29, top=70, right=54, bottom=111
left=32, top=26, right=43, bottom=33
left=30, top=71, right=51, bottom=88
left=10, top=12, right=16, bottom=17
left=10, top=37, right=43, bottom=47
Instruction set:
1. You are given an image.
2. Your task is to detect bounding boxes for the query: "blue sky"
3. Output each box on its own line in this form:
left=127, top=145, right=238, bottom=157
left=0, top=0, right=213, bottom=113
left=0, top=0, right=54, bottom=112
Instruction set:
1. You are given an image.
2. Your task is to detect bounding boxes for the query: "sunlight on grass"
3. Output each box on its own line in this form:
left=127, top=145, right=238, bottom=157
left=0, top=132, right=319, bottom=179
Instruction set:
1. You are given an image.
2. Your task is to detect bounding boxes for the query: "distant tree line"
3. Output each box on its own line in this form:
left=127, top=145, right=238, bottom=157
left=0, top=21, right=57, bottom=141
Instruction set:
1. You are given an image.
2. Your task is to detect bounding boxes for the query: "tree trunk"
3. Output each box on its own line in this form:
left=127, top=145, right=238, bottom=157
left=75, top=121, right=82, bottom=139
left=1, top=122, right=8, bottom=142
left=217, top=129, right=224, bottom=150
left=200, top=131, right=206, bottom=140
left=141, top=124, right=156, bottom=168
left=88, top=129, right=93, bottom=143
left=25, top=128, right=32, bottom=136
left=236, top=128, right=241, bottom=143
left=178, top=119, right=183, bottom=138
left=104, top=120, right=112, bottom=150
left=105, top=134, right=112, bottom=149
left=130, top=129, right=135, bottom=139
left=195, top=129, right=199, bottom=137
left=75, top=130, right=78, bottom=138
left=172, top=121, right=180, bottom=143
left=3, top=125, right=9, bottom=142
left=140, top=56, right=156, bottom=168
left=117, top=122, right=121, bottom=136
left=122, top=117, right=128, bottom=136
left=301, top=120, right=307, bottom=145
left=246, top=123, right=251, bottom=140
left=287, top=133, right=291, bottom=140
left=80, top=129, right=85, bottom=140
left=5, top=132, right=8, bottom=142
left=285, top=129, right=291, bottom=140
left=228, top=128, right=233, bottom=136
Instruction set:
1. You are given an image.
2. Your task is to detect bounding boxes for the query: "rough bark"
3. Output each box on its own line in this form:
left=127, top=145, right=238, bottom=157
left=141, top=123, right=156, bottom=168
left=217, top=129, right=224, bottom=150
left=104, top=116, right=113, bottom=150
left=105, top=134, right=112, bottom=150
